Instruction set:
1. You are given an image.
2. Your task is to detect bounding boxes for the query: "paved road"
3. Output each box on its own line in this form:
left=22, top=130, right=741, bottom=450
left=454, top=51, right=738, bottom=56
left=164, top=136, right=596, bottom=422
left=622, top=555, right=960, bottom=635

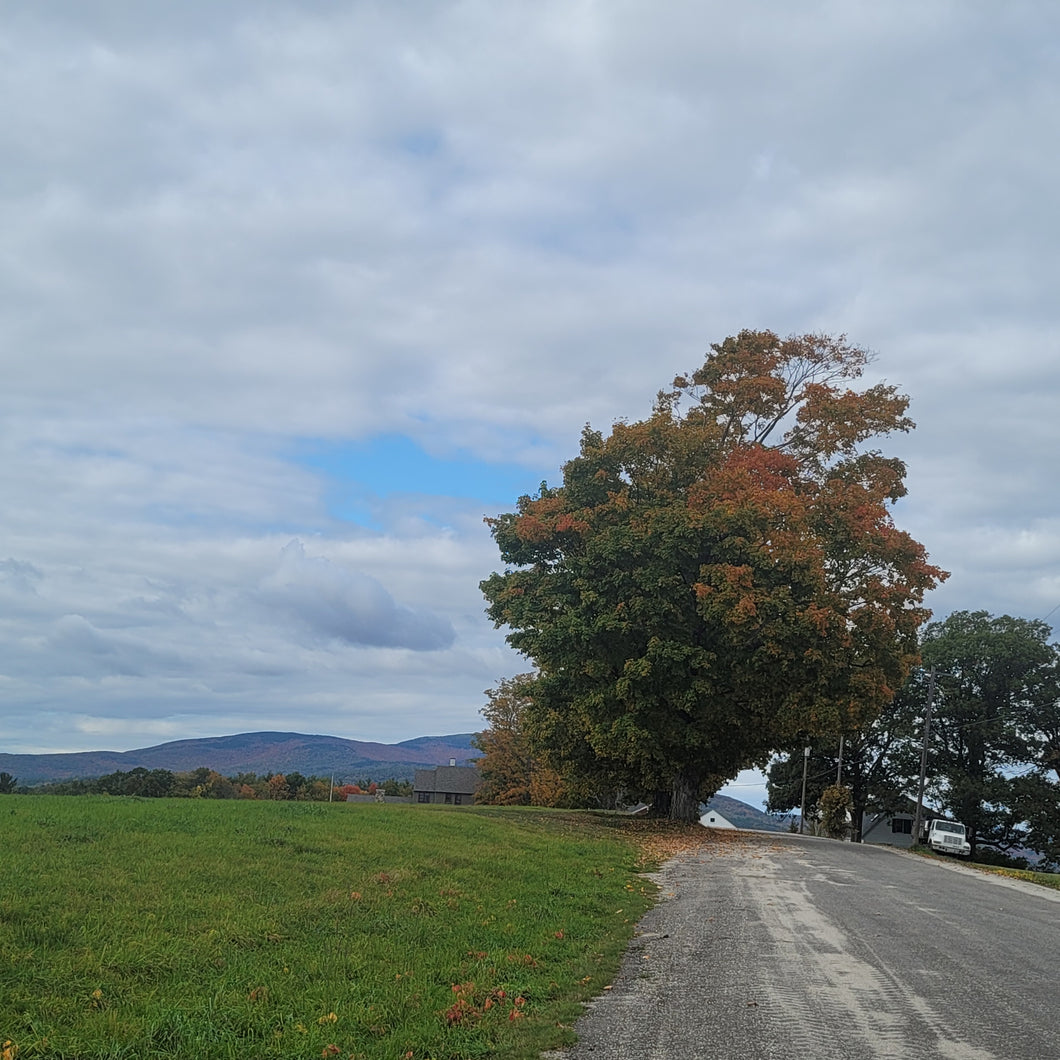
left=553, top=831, right=1060, bottom=1059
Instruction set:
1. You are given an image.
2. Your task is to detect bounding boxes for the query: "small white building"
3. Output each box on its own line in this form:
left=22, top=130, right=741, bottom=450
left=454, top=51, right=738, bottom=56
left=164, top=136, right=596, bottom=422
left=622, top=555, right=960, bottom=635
left=699, top=809, right=736, bottom=829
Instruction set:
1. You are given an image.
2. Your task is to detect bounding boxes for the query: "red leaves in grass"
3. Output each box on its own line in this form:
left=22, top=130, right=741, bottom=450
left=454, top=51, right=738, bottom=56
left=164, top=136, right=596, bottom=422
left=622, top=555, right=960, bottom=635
left=442, top=981, right=527, bottom=1027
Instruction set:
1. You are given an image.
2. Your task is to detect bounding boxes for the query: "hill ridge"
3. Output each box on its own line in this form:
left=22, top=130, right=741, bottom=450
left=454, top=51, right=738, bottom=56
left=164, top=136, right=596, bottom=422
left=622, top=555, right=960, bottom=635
left=0, top=731, right=480, bottom=787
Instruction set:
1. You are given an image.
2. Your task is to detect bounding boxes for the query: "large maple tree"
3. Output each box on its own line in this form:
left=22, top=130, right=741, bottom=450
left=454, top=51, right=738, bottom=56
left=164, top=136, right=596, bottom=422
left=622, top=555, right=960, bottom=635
left=481, top=330, right=947, bottom=821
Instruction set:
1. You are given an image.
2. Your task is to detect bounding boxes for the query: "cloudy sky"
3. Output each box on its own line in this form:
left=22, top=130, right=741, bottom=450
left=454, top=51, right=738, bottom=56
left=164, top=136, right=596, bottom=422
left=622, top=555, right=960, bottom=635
left=2, top=1, right=1058, bottom=807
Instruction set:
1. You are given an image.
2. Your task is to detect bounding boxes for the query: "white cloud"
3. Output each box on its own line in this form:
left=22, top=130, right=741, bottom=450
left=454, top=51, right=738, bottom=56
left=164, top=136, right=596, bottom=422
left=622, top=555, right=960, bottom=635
left=257, top=539, right=454, bottom=650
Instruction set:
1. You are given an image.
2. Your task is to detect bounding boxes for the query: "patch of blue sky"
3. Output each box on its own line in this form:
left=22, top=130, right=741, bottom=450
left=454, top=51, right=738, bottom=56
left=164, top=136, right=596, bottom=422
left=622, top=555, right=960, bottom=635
left=397, top=129, right=443, bottom=158
left=293, top=435, right=551, bottom=526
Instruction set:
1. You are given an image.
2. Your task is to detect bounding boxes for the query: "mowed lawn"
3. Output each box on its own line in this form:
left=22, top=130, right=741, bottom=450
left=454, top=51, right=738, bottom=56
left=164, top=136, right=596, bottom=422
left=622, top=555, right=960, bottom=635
left=0, top=796, right=671, bottom=1060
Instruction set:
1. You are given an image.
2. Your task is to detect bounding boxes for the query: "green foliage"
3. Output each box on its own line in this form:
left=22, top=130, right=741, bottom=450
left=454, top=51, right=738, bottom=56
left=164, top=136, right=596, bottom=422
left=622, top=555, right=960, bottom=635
left=96, top=767, right=177, bottom=798
left=1011, top=774, right=1059, bottom=868
left=769, top=611, right=1060, bottom=862
left=0, top=772, right=17, bottom=794
left=0, top=796, right=657, bottom=1060
left=482, top=330, right=945, bottom=821
left=965, top=846, right=1031, bottom=870
left=917, top=611, right=1058, bottom=858
left=767, top=686, right=924, bottom=839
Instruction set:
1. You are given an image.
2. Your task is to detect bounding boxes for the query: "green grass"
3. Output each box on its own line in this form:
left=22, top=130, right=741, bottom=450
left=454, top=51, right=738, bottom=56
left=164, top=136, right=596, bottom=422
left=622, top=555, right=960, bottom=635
left=963, top=862, right=1060, bottom=890
left=910, top=846, right=1060, bottom=890
left=0, top=797, right=659, bottom=1060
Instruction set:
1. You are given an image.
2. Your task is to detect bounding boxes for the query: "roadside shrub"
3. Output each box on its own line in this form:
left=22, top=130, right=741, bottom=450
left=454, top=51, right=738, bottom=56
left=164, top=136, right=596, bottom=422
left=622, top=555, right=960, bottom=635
left=819, top=784, right=852, bottom=839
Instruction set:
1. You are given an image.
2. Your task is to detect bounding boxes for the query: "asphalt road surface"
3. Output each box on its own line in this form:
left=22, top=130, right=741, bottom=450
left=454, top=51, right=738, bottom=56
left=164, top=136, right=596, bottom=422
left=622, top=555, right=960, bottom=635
left=553, top=831, right=1060, bottom=1059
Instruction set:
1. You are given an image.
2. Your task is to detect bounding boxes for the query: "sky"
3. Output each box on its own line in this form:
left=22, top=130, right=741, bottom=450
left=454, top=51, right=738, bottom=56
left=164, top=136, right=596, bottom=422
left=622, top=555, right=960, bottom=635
left=2, top=1, right=1058, bottom=810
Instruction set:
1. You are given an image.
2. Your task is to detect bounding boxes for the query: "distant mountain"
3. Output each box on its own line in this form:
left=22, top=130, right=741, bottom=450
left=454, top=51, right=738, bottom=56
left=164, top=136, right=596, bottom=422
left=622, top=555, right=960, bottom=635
left=704, top=793, right=786, bottom=832
left=0, top=731, right=481, bottom=787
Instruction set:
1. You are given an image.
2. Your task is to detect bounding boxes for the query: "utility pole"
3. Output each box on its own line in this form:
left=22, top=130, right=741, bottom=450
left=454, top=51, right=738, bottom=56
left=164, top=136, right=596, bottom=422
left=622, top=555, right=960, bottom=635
left=836, top=734, right=844, bottom=786
left=799, top=745, right=811, bottom=834
left=912, top=666, right=937, bottom=846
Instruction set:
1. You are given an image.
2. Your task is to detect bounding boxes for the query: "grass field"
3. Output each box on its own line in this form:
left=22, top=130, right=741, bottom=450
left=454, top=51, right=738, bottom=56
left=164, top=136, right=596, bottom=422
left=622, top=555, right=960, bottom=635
left=0, top=796, right=691, bottom=1060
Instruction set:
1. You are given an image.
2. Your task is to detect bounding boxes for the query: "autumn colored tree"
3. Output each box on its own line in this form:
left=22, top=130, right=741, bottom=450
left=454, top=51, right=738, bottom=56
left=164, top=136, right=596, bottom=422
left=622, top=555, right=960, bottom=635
left=266, top=773, right=290, bottom=800
left=195, top=770, right=236, bottom=799
left=482, top=330, right=946, bottom=822
left=819, top=784, right=853, bottom=839
left=473, top=675, right=568, bottom=806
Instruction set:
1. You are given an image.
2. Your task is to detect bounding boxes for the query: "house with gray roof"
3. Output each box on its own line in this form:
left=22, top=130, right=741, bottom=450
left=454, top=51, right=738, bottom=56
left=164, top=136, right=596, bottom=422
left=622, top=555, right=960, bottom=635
left=413, top=761, right=481, bottom=805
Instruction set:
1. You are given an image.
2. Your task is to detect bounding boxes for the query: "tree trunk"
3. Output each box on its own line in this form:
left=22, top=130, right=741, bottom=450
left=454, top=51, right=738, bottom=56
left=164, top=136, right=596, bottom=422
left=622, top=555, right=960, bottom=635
left=649, top=788, right=672, bottom=818
left=850, top=797, right=865, bottom=843
left=669, top=770, right=701, bottom=823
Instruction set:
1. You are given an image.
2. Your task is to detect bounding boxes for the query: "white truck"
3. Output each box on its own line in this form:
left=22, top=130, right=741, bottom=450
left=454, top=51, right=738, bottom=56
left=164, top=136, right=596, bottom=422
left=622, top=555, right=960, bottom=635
left=919, top=817, right=971, bottom=857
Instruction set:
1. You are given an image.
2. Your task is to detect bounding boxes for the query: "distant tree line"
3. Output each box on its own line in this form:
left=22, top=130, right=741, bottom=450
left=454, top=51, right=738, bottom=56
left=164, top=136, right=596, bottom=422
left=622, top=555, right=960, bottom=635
left=7, top=767, right=413, bottom=801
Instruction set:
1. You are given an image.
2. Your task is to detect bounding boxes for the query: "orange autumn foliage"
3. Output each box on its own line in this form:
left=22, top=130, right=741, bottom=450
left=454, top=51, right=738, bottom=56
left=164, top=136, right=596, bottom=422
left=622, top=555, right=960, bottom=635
left=482, top=330, right=947, bottom=821
left=473, top=675, right=569, bottom=807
